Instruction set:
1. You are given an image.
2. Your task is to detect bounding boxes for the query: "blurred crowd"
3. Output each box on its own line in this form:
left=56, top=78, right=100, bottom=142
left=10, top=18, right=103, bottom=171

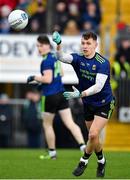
left=0, top=0, right=101, bottom=34
left=111, top=30, right=130, bottom=91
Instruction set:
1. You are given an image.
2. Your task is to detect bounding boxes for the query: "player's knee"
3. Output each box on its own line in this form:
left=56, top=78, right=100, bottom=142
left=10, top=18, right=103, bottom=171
left=43, top=120, right=52, bottom=129
left=89, top=129, right=98, bottom=140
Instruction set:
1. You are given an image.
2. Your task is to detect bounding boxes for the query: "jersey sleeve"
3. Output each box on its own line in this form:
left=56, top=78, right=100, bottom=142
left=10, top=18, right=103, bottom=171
left=42, top=57, right=54, bottom=71
left=71, top=53, right=79, bottom=65
left=97, top=60, right=110, bottom=75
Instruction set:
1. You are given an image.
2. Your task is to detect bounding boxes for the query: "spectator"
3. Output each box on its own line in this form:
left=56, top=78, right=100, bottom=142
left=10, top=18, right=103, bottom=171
left=82, top=20, right=94, bottom=33
left=22, top=90, right=42, bottom=148
left=63, top=19, right=80, bottom=36
left=0, top=0, right=18, bottom=10
left=0, top=94, right=13, bottom=148
left=27, top=0, right=47, bottom=16
left=53, top=1, right=68, bottom=33
left=111, top=55, right=130, bottom=90
left=68, top=2, right=80, bottom=26
left=81, top=1, right=101, bottom=34
left=116, top=39, right=130, bottom=64
left=28, top=2, right=46, bottom=33
left=66, top=0, right=84, bottom=14
left=16, top=0, right=29, bottom=11
left=0, top=5, right=11, bottom=34
left=26, top=18, right=41, bottom=34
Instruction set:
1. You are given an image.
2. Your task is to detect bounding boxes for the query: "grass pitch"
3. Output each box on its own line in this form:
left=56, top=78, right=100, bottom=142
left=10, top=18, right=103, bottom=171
left=0, top=149, right=130, bottom=179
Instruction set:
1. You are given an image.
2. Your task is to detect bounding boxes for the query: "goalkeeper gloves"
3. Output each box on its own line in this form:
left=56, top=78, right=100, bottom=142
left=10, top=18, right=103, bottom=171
left=63, top=86, right=81, bottom=100
left=52, top=31, right=62, bottom=45
left=27, top=75, right=35, bottom=84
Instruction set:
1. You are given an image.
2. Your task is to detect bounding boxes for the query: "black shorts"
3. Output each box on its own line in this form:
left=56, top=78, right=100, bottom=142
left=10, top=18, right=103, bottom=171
left=83, top=99, right=116, bottom=121
left=41, top=92, right=69, bottom=113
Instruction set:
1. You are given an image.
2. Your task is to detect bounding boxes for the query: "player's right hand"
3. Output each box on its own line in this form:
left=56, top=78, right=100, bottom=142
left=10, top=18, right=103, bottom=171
left=27, top=75, right=35, bottom=84
left=63, top=86, right=81, bottom=100
left=52, top=31, right=62, bottom=45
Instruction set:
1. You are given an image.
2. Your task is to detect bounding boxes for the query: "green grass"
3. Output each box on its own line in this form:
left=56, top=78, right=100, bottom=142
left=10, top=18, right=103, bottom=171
left=0, top=149, right=130, bottom=179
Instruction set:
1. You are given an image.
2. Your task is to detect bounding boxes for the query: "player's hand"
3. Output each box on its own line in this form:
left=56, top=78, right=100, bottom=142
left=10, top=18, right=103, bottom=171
left=27, top=75, right=35, bottom=84
left=52, top=31, right=62, bottom=45
left=63, top=86, right=81, bottom=100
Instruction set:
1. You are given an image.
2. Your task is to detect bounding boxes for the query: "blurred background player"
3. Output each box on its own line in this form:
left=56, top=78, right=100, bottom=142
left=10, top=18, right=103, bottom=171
left=27, top=35, right=86, bottom=159
left=52, top=31, right=115, bottom=177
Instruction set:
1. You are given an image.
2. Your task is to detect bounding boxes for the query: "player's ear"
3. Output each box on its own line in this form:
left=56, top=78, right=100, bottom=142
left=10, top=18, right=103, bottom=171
left=95, top=42, right=98, bottom=48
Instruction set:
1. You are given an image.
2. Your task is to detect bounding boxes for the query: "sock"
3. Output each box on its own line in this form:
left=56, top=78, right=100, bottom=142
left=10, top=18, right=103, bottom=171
left=79, top=144, right=86, bottom=151
left=95, top=150, right=105, bottom=164
left=95, top=149, right=103, bottom=160
left=83, top=152, right=92, bottom=160
left=49, top=149, right=56, bottom=157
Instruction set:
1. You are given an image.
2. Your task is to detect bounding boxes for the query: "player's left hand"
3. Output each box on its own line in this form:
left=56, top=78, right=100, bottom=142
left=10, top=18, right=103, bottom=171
left=63, top=86, right=81, bottom=100
left=52, top=31, right=62, bottom=45
left=27, top=75, right=35, bottom=84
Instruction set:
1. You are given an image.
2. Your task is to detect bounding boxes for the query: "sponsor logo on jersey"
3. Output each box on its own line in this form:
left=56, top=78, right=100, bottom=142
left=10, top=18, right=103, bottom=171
left=80, top=62, right=85, bottom=66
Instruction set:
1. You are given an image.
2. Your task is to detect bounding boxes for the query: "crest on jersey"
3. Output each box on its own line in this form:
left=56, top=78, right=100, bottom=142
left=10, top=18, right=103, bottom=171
left=92, top=64, right=96, bottom=70
left=80, top=62, right=85, bottom=66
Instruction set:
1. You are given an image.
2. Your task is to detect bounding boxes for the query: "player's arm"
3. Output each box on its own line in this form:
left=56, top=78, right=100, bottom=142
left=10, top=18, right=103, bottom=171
left=63, top=73, right=108, bottom=99
left=81, top=73, right=108, bottom=97
left=27, top=69, right=53, bottom=84
left=52, top=31, right=73, bottom=64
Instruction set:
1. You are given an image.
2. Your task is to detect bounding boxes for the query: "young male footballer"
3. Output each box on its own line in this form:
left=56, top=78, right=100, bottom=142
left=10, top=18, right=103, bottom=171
left=27, top=35, right=86, bottom=159
left=52, top=31, right=115, bottom=177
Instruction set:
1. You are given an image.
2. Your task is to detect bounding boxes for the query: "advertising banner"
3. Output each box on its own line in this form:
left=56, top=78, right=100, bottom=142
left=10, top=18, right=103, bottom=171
left=0, top=35, right=100, bottom=83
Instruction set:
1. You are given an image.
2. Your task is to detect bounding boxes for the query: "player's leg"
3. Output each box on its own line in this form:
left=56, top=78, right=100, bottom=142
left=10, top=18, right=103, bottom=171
left=40, top=95, right=57, bottom=159
left=42, top=112, right=56, bottom=158
left=94, top=99, right=115, bottom=177
left=59, top=108, right=86, bottom=151
left=72, top=104, right=95, bottom=176
left=85, top=116, right=107, bottom=154
left=73, top=116, right=107, bottom=177
left=88, top=115, right=107, bottom=177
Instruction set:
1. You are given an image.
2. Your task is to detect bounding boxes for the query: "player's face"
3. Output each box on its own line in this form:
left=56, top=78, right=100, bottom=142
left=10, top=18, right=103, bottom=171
left=37, top=42, right=50, bottom=55
left=81, top=37, right=97, bottom=57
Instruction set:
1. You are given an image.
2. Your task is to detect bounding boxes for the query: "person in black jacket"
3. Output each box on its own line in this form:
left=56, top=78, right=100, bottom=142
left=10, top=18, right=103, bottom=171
left=23, top=90, right=42, bottom=148
left=0, top=93, right=13, bottom=148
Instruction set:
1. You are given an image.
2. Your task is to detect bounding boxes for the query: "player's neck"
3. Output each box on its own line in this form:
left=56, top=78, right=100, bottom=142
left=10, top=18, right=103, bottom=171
left=85, top=52, right=96, bottom=59
left=42, top=50, right=50, bottom=57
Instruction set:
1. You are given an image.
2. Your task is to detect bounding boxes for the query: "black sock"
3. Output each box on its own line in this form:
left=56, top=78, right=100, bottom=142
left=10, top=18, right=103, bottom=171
left=83, top=152, right=92, bottom=160
left=49, top=149, right=55, bottom=151
left=95, top=150, right=103, bottom=160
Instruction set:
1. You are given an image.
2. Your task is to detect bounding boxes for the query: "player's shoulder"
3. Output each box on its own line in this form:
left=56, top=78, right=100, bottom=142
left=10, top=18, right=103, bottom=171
left=95, top=52, right=109, bottom=64
left=48, top=52, right=57, bottom=59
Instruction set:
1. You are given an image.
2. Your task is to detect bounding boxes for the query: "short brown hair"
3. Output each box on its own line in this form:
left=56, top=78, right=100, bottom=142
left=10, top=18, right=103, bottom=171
left=37, top=35, right=50, bottom=44
left=82, top=31, right=97, bottom=41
